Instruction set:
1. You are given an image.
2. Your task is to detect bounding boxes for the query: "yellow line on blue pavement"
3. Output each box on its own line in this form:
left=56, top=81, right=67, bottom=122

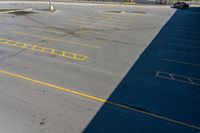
left=0, top=70, right=200, bottom=131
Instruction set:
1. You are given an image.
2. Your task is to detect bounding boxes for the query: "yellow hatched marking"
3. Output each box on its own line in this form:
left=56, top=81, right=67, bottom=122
left=43, top=47, right=54, bottom=54
left=0, top=38, right=88, bottom=61
left=15, top=43, right=26, bottom=48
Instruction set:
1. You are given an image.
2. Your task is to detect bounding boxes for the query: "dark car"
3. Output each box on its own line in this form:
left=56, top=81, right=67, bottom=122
left=172, top=2, right=189, bottom=9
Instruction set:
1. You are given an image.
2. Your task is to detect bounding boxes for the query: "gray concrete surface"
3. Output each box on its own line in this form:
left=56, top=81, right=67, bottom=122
left=0, top=2, right=175, bottom=133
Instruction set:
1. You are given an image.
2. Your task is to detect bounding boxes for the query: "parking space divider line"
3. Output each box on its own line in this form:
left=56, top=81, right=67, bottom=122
left=12, top=31, right=100, bottom=49
left=163, top=58, right=200, bottom=67
left=166, top=49, right=200, bottom=57
left=30, top=27, right=66, bottom=35
left=0, top=70, right=200, bottom=131
left=156, top=71, right=200, bottom=86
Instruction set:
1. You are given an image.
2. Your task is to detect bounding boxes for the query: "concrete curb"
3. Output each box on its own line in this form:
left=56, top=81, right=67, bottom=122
left=0, top=1, right=136, bottom=6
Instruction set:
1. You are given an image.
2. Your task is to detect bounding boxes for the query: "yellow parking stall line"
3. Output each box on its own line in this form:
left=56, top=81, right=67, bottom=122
left=111, top=22, right=135, bottom=27
left=32, top=41, right=46, bottom=46
left=81, top=15, right=125, bottom=29
left=0, top=38, right=88, bottom=61
left=41, top=47, right=45, bottom=52
left=15, top=42, right=27, bottom=48
left=43, top=47, right=54, bottom=54
left=80, top=14, right=111, bottom=19
left=78, top=17, right=101, bottom=22
left=51, top=15, right=119, bottom=37
left=166, top=49, right=200, bottom=57
left=30, top=27, right=66, bottom=35
left=79, top=30, right=108, bottom=36
left=163, top=58, right=200, bottom=67
left=68, top=19, right=93, bottom=24
left=32, top=45, right=44, bottom=51
left=85, top=16, right=116, bottom=28
left=59, top=21, right=82, bottom=28
left=0, top=69, right=200, bottom=131
left=119, top=18, right=141, bottom=23
left=101, top=24, right=127, bottom=29
left=52, top=50, right=65, bottom=56
left=24, top=44, right=33, bottom=49
left=59, top=19, right=97, bottom=28
left=12, top=31, right=100, bottom=49
left=83, top=15, right=109, bottom=19
left=44, top=22, right=111, bottom=36
left=62, top=51, right=66, bottom=56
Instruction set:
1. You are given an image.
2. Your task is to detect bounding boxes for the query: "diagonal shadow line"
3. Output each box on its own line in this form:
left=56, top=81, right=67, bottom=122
left=84, top=7, right=200, bottom=133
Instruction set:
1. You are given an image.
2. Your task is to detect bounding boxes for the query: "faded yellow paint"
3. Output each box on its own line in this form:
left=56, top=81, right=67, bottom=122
left=0, top=38, right=87, bottom=61
left=12, top=31, right=100, bottom=49
left=30, top=27, right=66, bottom=34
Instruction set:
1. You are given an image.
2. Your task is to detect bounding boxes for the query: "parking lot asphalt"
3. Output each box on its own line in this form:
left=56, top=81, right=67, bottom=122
left=0, top=1, right=199, bottom=133
left=85, top=6, right=200, bottom=133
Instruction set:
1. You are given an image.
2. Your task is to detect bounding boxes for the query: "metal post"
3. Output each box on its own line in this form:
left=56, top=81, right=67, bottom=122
left=49, top=0, right=54, bottom=11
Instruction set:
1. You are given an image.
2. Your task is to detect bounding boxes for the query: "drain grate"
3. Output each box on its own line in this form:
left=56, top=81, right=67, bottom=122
left=0, top=8, right=35, bottom=15
left=9, top=10, right=35, bottom=15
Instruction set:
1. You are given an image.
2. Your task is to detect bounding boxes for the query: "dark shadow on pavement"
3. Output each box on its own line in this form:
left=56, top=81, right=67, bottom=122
left=84, top=7, right=200, bottom=133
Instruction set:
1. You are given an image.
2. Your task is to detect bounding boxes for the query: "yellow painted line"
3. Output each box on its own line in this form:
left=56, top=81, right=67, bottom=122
left=73, top=16, right=116, bottom=35
left=62, top=15, right=119, bottom=37
left=106, top=20, right=136, bottom=27
left=0, top=70, right=200, bottom=131
left=120, top=18, right=141, bottom=22
left=80, top=30, right=108, bottom=36
left=0, top=70, right=107, bottom=102
left=30, top=27, right=66, bottom=35
left=32, top=25, right=108, bottom=36
left=78, top=17, right=100, bottom=22
left=100, top=23, right=126, bottom=29
left=59, top=20, right=82, bottom=27
left=32, top=41, right=46, bottom=46
left=0, top=38, right=88, bottom=61
left=83, top=15, right=109, bottom=19
left=82, top=15, right=128, bottom=29
left=31, top=25, right=108, bottom=41
left=156, top=71, right=200, bottom=86
left=85, top=16, right=116, bottom=28
left=166, top=49, right=200, bottom=57
left=12, top=31, right=100, bottom=49
left=163, top=58, right=200, bottom=67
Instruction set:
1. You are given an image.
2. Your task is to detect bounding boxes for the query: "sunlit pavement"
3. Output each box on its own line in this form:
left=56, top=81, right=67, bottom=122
left=0, top=1, right=199, bottom=133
